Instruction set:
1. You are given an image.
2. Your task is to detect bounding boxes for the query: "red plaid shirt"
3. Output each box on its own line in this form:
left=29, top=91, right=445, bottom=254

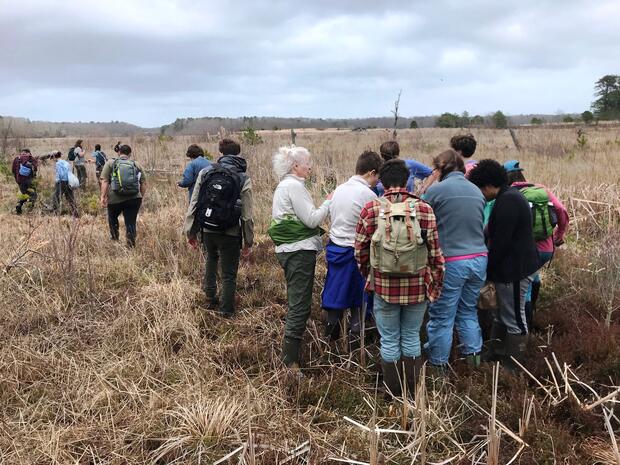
left=355, top=188, right=445, bottom=305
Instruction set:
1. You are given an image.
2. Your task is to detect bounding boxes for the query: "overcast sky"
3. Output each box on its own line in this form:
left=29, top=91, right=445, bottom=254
left=1, top=0, right=618, bottom=127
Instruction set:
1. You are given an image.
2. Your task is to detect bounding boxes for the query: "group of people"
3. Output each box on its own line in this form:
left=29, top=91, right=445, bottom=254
left=10, top=140, right=152, bottom=248
left=274, top=139, right=567, bottom=396
left=12, top=132, right=569, bottom=399
left=183, top=134, right=568, bottom=400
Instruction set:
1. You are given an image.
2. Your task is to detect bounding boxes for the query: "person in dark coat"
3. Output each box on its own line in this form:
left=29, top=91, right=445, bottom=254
left=11, top=149, right=38, bottom=214
left=468, top=159, right=540, bottom=370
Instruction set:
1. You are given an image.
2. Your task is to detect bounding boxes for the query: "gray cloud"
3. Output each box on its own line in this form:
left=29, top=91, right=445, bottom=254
left=1, top=0, right=618, bottom=126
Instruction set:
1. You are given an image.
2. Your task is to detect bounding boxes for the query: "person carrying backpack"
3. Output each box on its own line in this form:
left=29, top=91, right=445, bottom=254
left=269, top=146, right=331, bottom=369
left=468, top=160, right=540, bottom=371
left=321, top=150, right=382, bottom=351
left=50, top=151, right=79, bottom=217
left=92, top=144, right=108, bottom=189
left=178, top=144, right=212, bottom=201
left=504, top=160, right=569, bottom=329
left=185, top=139, right=253, bottom=317
left=423, top=150, right=487, bottom=371
left=11, top=149, right=38, bottom=214
left=355, top=159, right=445, bottom=399
left=100, top=145, right=146, bottom=247
left=70, top=139, right=87, bottom=188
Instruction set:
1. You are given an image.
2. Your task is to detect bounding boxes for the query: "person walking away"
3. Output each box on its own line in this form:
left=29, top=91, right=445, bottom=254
left=11, top=149, right=38, bottom=214
left=100, top=145, right=146, bottom=247
left=185, top=139, right=253, bottom=317
left=50, top=151, right=79, bottom=217
left=92, top=144, right=108, bottom=189
left=178, top=144, right=211, bottom=201
left=504, top=160, right=569, bottom=329
left=468, top=160, right=540, bottom=370
left=71, top=140, right=87, bottom=188
left=355, top=159, right=445, bottom=399
left=321, top=150, right=382, bottom=351
left=374, top=141, right=433, bottom=196
left=269, top=146, right=331, bottom=369
left=422, top=150, right=487, bottom=371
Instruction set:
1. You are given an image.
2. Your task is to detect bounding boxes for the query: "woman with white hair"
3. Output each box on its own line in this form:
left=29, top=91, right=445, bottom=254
left=269, top=146, right=331, bottom=368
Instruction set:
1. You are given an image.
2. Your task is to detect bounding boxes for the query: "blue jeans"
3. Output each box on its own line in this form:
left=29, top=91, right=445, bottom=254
left=425, top=255, right=487, bottom=365
left=526, top=251, right=552, bottom=302
left=373, top=295, right=427, bottom=362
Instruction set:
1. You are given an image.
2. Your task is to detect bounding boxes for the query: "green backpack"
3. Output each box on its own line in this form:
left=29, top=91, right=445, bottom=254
left=370, top=197, right=428, bottom=276
left=111, top=159, right=140, bottom=196
left=519, top=185, right=558, bottom=241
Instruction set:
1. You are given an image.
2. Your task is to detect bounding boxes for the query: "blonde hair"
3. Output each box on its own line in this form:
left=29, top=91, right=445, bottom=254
left=272, top=146, right=311, bottom=180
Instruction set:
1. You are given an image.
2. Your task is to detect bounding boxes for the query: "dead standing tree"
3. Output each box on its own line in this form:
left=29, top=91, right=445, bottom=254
left=391, top=90, right=402, bottom=139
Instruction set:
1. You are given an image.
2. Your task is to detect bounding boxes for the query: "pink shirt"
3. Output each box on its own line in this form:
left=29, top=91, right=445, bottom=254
left=512, top=182, right=569, bottom=253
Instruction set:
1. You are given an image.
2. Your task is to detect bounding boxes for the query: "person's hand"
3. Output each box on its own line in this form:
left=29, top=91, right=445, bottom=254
left=554, top=239, right=565, bottom=248
left=100, top=196, right=108, bottom=208
left=326, top=191, right=334, bottom=200
left=188, top=237, right=199, bottom=249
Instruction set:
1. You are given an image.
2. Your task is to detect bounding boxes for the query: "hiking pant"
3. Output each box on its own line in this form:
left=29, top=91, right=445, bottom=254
left=202, top=233, right=241, bottom=315
left=96, top=167, right=104, bottom=189
left=373, top=295, right=427, bottom=362
left=107, top=198, right=142, bottom=247
left=526, top=251, right=553, bottom=302
left=494, top=275, right=535, bottom=335
left=52, top=181, right=79, bottom=217
left=75, top=165, right=87, bottom=187
left=16, top=180, right=37, bottom=211
left=276, top=250, right=317, bottom=342
left=425, top=255, right=486, bottom=365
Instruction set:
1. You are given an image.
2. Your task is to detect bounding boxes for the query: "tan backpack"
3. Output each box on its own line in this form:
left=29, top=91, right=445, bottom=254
left=370, top=196, right=428, bottom=276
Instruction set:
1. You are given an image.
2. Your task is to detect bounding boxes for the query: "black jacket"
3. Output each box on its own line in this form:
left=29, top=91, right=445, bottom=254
left=487, top=186, right=540, bottom=283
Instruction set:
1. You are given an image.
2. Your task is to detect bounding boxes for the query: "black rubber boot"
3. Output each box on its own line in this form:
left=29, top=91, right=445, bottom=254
left=402, top=356, right=423, bottom=399
left=348, top=331, right=361, bottom=353
left=481, top=322, right=507, bottom=362
left=530, top=281, right=542, bottom=331
left=282, top=337, right=301, bottom=368
left=324, top=321, right=341, bottom=342
left=504, top=333, right=528, bottom=373
left=381, top=359, right=402, bottom=400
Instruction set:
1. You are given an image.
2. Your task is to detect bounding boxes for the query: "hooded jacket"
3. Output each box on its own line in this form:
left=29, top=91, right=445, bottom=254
left=184, top=155, right=254, bottom=247
left=486, top=186, right=540, bottom=283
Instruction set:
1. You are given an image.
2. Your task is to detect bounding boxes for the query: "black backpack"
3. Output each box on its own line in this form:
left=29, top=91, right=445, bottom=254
left=195, top=164, right=244, bottom=231
left=68, top=147, right=76, bottom=161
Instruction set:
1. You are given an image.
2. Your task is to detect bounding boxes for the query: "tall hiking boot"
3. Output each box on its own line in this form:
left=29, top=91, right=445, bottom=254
left=401, top=356, right=423, bottom=399
left=381, top=359, right=402, bottom=400
left=504, top=333, right=529, bottom=373
left=348, top=331, right=361, bottom=354
left=282, top=337, right=301, bottom=368
left=481, top=322, right=507, bottom=363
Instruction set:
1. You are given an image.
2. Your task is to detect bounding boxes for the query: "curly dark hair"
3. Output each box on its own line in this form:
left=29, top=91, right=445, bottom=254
left=467, top=159, right=508, bottom=188
left=119, top=145, right=132, bottom=156
left=379, top=141, right=400, bottom=161
left=219, top=138, right=241, bottom=156
left=355, top=150, right=382, bottom=175
left=450, top=134, right=477, bottom=158
left=507, top=170, right=526, bottom=184
left=379, top=159, right=408, bottom=189
left=186, top=144, right=205, bottom=159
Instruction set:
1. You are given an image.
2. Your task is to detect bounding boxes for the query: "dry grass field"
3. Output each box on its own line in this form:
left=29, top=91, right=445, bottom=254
left=1, top=127, right=619, bottom=464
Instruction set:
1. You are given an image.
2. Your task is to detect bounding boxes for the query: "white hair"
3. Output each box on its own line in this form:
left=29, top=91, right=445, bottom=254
left=272, top=145, right=311, bottom=180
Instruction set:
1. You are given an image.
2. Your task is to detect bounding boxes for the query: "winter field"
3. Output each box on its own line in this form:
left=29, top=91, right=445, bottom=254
left=0, top=127, right=619, bottom=464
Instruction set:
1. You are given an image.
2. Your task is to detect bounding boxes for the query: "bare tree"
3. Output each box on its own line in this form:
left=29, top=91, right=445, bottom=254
left=391, top=90, right=402, bottom=139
